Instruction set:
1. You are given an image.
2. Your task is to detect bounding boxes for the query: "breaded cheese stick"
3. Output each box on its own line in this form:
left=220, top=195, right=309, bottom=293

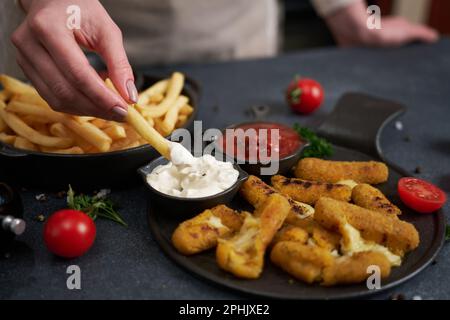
left=271, top=242, right=391, bottom=286
left=240, top=175, right=314, bottom=219
left=295, top=158, right=389, bottom=184
left=216, top=194, right=290, bottom=279
left=271, top=175, right=352, bottom=205
left=272, top=225, right=309, bottom=246
left=172, top=205, right=243, bottom=255
left=270, top=242, right=334, bottom=284
left=352, top=184, right=401, bottom=216
left=314, top=197, right=419, bottom=255
left=321, top=251, right=391, bottom=286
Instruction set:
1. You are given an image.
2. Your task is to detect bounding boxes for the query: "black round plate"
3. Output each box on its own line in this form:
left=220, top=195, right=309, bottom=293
left=146, top=146, right=445, bottom=299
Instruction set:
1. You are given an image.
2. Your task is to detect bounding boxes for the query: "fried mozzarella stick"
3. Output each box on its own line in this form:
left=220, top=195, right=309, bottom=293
left=272, top=225, right=309, bottom=246
left=270, top=242, right=334, bottom=284
left=314, top=197, right=419, bottom=255
left=172, top=205, right=243, bottom=255
left=352, top=184, right=401, bottom=216
left=295, top=158, right=389, bottom=184
left=271, top=175, right=352, bottom=205
left=216, top=194, right=290, bottom=279
left=271, top=242, right=391, bottom=285
left=240, top=175, right=314, bottom=220
left=321, top=251, right=391, bottom=286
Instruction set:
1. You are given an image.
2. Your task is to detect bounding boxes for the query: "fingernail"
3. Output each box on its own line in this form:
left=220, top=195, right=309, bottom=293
left=111, top=106, right=128, bottom=122
left=126, top=80, right=138, bottom=103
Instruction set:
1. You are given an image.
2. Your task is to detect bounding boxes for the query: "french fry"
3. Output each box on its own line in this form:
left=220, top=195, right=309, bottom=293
left=64, top=119, right=112, bottom=152
left=144, top=115, right=154, bottom=127
left=176, top=114, right=188, bottom=128
left=0, top=74, right=36, bottom=95
left=75, top=116, right=96, bottom=122
left=149, top=93, right=164, bottom=104
left=137, top=80, right=168, bottom=106
left=91, top=118, right=109, bottom=129
left=40, top=146, right=84, bottom=154
left=6, top=100, right=65, bottom=122
left=142, top=72, right=184, bottom=118
left=179, top=104, right=194, bottom=116
left=103, top=124, right=127, bottom=140
left=14, top=136, right=38, bottom=151
left=159, top=95, right=189, bottom=136
left=0, top=132, right=16, bottom=144
left=0, top=102, right=73, bottom=148
left=49, top=123, right=92, bottom=151
left=126, top=106, right=170, bottom=158
left=11, top=91, right=50, bottom=109
left=22, top=115, right=53, bottom=125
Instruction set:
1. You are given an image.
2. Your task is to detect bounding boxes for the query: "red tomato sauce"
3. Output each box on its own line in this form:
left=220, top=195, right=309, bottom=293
left=218, top=122, right=302, bottom=162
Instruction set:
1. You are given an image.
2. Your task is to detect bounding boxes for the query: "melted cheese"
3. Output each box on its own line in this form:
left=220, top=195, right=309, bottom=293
left=233, top=214, right=260, bottom=252
left=341, top=223, right=401, bottom=267
left=207, top=216, right=226, bottom=229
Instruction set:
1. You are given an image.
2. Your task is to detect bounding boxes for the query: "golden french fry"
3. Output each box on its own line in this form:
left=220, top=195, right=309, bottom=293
left=103, top=124, right=127, bottom=140
left=179, top=104, right=193, bottom=116
left=0, top=132, right=16, bottom=144
left=40, top=146, right=84, bottom=154
left=22, top=115, right=53, bottom=125
left=176, top=114, right=188, bottom=128
left=11, top=92, right=50, bottom=109
left=137, top=80, right=169, bottom=106
left=159, top=95, right=189, bottom=136
left=91, top=118, right=109, bottom=129
left=0, top=74, right=36, bottom=95
left=65, top=119, right=111, bottom=152
left=149, top=93, right=164, bottom=104
left=75, top=116, right=96, bottom=122
left=126, top=106, right=170, bottom=158
left=144, top=116, right=155, bottom=127
left=49, top=123, right=92, bottom=151
left=0, top=102, right=73, bottom=148
left=142, top=73, right=184, bottom=118
left=6, top=100, right=65, bottom=122
left=14, top=136, right=38, bottom=151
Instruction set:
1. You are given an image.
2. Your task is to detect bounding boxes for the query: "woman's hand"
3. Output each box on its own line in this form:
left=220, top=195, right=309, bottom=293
left=11, top=0, right=136, bottom=121
left=325, top=0, right=439, bottom=48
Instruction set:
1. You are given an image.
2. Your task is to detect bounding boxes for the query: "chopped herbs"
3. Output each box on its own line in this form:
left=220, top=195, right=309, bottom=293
left=67, top=185, right=127, bottom=227
left=446, top=225, right=450, bottom=242
left=293, top=124, right=333, bottom=159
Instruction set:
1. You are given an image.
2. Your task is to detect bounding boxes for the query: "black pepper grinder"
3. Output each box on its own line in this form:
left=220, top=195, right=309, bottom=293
left=0, top=183, right=25, bottom=250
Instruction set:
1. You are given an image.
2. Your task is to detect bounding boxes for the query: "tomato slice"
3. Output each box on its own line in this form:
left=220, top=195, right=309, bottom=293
left=398, top=177, right=447, bottom=214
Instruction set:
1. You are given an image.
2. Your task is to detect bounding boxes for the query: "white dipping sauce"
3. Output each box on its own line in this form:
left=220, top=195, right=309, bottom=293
left=146, top=142, right=239, bottom=198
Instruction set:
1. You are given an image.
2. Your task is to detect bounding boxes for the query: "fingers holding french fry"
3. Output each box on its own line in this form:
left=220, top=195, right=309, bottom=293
left=0, top=72, right=193, bottom=154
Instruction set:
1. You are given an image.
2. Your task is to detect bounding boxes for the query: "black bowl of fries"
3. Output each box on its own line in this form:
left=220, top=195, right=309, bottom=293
left=138, top=156, right=249, bottom=217
left=0, top=73, right=199, bottom=189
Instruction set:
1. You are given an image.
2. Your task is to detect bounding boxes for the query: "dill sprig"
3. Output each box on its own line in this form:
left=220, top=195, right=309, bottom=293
left=293, top=124, right=333, bottom=159
left=67, top=185, right=127, bottom=227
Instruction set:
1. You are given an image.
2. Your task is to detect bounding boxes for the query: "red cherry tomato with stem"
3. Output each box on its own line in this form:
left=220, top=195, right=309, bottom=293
left=397, top=177, right=447, bottom=214
left=286, top=76, right=324, bottom=114
left=43, top=209, right=96, bottom=258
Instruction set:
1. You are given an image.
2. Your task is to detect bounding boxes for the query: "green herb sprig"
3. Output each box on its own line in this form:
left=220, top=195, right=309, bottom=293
left=293, top=124, right=333, bottom=158
left=446, top=225, right=450, bottom=242
left=67, top=185, right=127, bottom=227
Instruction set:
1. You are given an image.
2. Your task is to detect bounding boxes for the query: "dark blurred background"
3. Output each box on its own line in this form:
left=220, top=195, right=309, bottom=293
left=282, top=0, right=450, bottom=51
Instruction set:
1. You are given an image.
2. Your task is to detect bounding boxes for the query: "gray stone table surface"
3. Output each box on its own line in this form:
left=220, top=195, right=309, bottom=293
left=1, top=39, right=449, bottom=300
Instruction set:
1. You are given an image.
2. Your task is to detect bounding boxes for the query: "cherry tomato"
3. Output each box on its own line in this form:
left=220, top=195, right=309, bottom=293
left=43, top=209, right=96, bottom=258
left=398, top=178, right=447, bottom=214
left=286, top=76, right=324, bottom=114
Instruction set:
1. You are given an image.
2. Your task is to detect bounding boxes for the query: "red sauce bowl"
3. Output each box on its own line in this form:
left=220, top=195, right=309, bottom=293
left=215, top=122, right=308, bottom=176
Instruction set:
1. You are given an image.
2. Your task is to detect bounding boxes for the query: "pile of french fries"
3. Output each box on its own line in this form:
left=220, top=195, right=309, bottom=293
left=0, top=73, right=193, bottom=154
